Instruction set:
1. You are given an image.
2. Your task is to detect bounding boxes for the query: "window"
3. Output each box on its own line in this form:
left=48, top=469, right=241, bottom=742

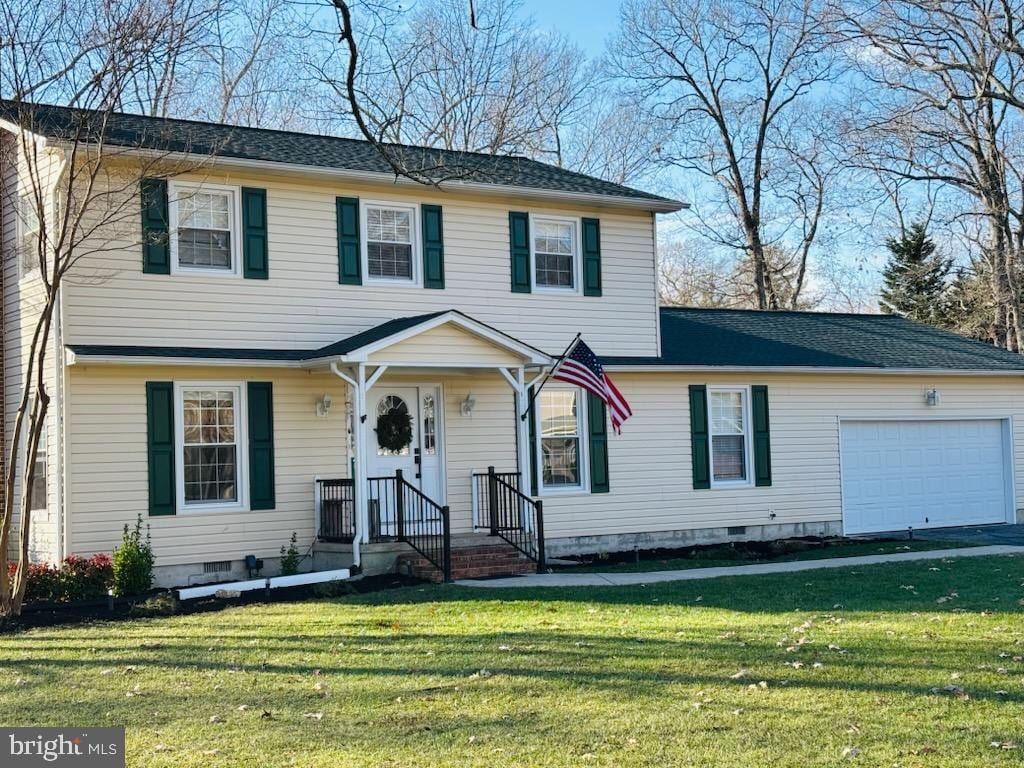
left=532, top=216, right=577, bottom=290
left=422, top=393, right=436, bottom=456
left=363, top=203, right=417, bottom=282
left=709, top=388, right=751, bottom=485
left=18, top=194, right=40, bottom=279
left=169, top=183, right=240, bottom=274
left=29, top=426, right=46, bottom=512
left=178, top=386, right=244, bottom=508
left=538, top=388, right=586, bottom=491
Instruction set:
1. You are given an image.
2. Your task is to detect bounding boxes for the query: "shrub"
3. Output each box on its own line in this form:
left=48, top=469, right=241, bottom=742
left=112, top=515, right=155, bottom=597
left=8, top=554, right=113, bottom=603
left=279, top=532, right=300, bottom=576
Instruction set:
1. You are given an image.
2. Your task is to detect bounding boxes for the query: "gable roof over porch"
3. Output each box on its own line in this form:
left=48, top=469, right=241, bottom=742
left=65, top=310, right=553, bottom=368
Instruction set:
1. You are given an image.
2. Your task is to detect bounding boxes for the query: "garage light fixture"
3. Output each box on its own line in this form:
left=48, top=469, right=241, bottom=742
left=924, top=388, right=940, bottom=407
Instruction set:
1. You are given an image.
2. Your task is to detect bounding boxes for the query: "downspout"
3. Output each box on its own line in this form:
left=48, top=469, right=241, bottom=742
left=52, top=149, right=69, bottom=560
left=330, top=361, right=360, bottom=571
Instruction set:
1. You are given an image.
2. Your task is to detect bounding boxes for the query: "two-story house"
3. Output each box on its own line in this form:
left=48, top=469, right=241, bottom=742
left=4, top=102, right=1024, bottom=586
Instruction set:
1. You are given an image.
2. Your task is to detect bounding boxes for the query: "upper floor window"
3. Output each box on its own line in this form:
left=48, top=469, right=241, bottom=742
left=18, top=194, right=41, bottom=279
left=363, top=202, right=418, bottom=284
left=538, top=387, right=587, bottom=492
left=709, top=388, right=751, bottom=486
left=169, top=183, right=241, bottom=276
left=532, top=216, right=578, bottom=291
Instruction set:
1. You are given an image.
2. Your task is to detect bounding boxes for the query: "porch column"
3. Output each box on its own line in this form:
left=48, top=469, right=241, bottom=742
left=514, top=367, right=532, bottom=496
left=354, top=363, right=370, bottom=544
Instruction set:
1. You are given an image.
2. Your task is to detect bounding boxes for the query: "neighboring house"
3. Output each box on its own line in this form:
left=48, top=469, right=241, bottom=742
left=2, top=102, right=1024, bottom=586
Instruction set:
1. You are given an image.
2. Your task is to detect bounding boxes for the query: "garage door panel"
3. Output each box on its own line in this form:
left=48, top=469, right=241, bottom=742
left=841, top=419, right=1008, bottom=534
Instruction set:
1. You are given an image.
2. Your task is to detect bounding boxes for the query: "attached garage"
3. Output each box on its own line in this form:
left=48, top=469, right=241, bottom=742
left=840, top=419, right=1014, bottom=534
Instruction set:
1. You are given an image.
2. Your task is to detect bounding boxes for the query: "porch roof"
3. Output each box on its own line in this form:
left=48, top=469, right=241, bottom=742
left=65, top=310, right=552, bottom=367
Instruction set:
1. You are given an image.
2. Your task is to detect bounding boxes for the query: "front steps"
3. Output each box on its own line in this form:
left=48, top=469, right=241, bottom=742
left=397, top=539, right=537, bottom=582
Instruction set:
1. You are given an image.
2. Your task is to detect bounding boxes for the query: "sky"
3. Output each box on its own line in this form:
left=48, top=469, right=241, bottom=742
left=520, top=0, right=622, bottom=56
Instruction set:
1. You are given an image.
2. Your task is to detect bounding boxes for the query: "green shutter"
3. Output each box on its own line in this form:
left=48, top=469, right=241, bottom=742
left=587, top=392, right=610, bottom=493
left=689, top=385, right=710, bottom=490
left=247, top=382, right=276, bottom=510
left=140, top=178, right=169, bottom=274
left=509, top=211, right=531, bottom=293
left=336, top=197, right=361, bottom=285
left=752, top=385, right=772, bottom=487
left=146, top=382, right=175, bottom=515
left=582, top=217, right=602, bottom=297
left=241, top=187, right=268, bottom=279
left=528, top=386, right=539, bottom=496
left=421, top=204, right=445, bottom=289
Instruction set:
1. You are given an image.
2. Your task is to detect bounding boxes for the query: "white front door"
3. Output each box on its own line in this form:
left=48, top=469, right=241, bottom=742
left=840, top=419, right=1011, bottom=534
left=366, top=385, right=445, bottom=534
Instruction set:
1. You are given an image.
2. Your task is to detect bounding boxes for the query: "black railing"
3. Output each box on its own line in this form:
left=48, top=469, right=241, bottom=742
left=476, top=466, right=545, bottom=571
left=316, top=478, right=355, bottom=541
left=472, top=470, right=521, bottom=529
left=365, top=472, right=451, bottom=581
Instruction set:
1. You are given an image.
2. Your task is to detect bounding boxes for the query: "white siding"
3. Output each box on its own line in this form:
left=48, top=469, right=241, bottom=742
left=540, top=372, right=1024, bottom=540
left=368, top=324, right=525, bottom=366
left=60, top=169, right=659, bottom=357
left=2, top=137, right=62, bottom=562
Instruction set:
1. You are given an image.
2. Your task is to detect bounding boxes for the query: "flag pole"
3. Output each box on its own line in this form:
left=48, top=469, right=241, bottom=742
left=520, top=332, right=581, bottom=421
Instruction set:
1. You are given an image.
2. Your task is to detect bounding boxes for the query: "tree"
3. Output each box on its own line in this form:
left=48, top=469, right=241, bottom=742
left=878, top=222, right=951, bottom=325
left=0, top=0, right=212, bottom=617
left=612, top=0, right=841, bottom=309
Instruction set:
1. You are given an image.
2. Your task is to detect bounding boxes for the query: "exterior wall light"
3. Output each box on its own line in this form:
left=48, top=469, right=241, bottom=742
left=461, top=393, right=476, bottom=416
left=925, top=388, right=940, bottom=407
left=316, top=393, right=333, bottom=417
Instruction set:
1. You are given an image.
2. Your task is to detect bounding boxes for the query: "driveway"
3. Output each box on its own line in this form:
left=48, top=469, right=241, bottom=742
left=861, top=523, right=1024, bottom=546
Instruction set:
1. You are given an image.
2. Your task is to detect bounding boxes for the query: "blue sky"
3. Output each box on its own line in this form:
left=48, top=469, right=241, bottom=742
left=520, top=0, right=621, bottom=55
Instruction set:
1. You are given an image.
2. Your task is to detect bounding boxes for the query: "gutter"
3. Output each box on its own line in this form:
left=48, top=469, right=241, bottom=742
left=603, top=364, right=1024, bottom=377
left=47, top=140, right=688, bottom=214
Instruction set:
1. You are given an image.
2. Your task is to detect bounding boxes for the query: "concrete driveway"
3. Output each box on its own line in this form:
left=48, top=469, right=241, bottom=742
left=862, top=523, right=1024, bottom=546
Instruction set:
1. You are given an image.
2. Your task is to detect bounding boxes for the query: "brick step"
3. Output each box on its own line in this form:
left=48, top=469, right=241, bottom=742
left=408, top=559, right=537, bottom=582
left=398, top=544, right=537, bottom=581
left=400, top=554, right=528, bottom=570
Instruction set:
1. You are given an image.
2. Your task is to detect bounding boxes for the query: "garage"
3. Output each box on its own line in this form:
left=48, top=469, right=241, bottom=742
left=840, top=419, right=1013, bottom=534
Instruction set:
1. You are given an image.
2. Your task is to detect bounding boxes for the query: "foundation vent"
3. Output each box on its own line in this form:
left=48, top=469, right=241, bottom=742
left=203, top=560, right=233, bottom=574
left=727, top=526, right=747, bottom=536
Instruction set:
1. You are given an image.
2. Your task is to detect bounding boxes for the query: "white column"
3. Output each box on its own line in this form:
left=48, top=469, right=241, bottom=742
left=515, top=366, right=532, bottom=496
left=355, top=363, right=370, bottom=544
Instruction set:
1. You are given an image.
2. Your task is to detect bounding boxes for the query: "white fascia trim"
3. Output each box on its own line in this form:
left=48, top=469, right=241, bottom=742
left=65, top=350, right=305, bottom=368
left=50, top=141, right=687, bottom=213
left=0, top=119, right=50, bottom=146
left=338, top=311, right=553, bottom=365
left=603, top=364, right=1024, bottom=377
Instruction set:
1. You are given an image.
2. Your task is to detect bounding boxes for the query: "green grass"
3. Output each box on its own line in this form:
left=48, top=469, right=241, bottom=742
left=2, top=554, right=1023, bottom=767
left=563, top=538, right=975, bottom=573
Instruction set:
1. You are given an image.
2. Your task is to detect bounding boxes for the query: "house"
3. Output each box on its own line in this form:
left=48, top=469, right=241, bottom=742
left=2, top=102, right=1023, bottom=586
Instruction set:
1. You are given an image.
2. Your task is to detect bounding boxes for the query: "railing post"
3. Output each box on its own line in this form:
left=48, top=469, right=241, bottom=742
left=394, top=470, right=405, bottom=541
left=442, top=505, right=452, bottom=582
left=487, top=465, right=499, bottom=536
left=534, top=499, right=546, bottom=573
left=313, top=477, right=322, bottom=540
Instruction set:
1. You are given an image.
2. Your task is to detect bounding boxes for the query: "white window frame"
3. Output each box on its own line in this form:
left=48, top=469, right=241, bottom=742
left=360, top=199, right=421, bottom=286
left=530, top=214, right=581, bottom=294
left=21, top=418, right=47, bottom=513
left=17, top=192, right=41, bottom=280
left=535, top=385, right=589, bottom=495
left=707, top=385, right=754, bottom=489
left=168, top=181, right=243, bottom=277
left=174, top=381, right=249, bottom=514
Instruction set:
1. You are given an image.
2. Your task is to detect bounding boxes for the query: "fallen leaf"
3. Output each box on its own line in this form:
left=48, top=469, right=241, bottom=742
left=303, top=712, right=324, bottom=720
left=208, top=715, right=225, bottom=724
left=842, top=746, right=861, bottom=759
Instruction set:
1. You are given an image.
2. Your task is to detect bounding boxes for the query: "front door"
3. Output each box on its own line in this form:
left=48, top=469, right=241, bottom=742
left=366, top=385, right=445, bottom=535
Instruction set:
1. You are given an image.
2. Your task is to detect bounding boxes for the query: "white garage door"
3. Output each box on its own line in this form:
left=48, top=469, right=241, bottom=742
left=840, top=419, right=1011, bottom=534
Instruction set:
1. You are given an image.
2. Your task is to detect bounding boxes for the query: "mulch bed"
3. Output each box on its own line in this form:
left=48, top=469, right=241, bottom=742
left=0, top=572, right=425, bottom=633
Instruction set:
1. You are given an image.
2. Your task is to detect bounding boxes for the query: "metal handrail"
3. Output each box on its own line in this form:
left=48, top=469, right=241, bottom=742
left=482, top=466, right=545, bottom=572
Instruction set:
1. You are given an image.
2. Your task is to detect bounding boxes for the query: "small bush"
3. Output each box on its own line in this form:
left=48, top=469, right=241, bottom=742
left=130, top=591, right=179, bottom=617
left=9, top=554, right=113, bottom=603
left=279, top=532, right=300, bottom=576
left=112, top=515, right=155, bottom=597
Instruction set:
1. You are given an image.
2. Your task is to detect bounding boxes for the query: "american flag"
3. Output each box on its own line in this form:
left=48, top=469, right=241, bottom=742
left=551, top=338, right=632, bottom=434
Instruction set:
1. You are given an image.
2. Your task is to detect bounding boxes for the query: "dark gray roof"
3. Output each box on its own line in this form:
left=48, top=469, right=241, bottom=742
left=603, top=307, right=1024, bottom=371
left=1, top=100, right=679, bottom=207
left=66, top=310, right=546, bottom=362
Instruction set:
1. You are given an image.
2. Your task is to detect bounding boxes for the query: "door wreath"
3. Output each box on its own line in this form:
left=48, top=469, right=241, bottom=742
left=376, top=402, right=414, bottom=452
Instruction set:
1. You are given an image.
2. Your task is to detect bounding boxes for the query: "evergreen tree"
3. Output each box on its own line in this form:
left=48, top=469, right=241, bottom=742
left=879, top=222, right=952, bottom=325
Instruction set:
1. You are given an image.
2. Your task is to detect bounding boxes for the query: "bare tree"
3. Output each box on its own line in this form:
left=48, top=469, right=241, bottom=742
left=0, top=0, right=213, bottom=616
left=612, top=0, right=841, bottom=309
left=840, top=0, right=1024, bottom=350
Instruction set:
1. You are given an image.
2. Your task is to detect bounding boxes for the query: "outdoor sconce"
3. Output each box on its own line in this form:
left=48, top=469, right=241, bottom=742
left=461, top=393, right=476, bottom=416
left=316, top=393, right=333, bottom=417
left=925, top=388, right=940, bottom=407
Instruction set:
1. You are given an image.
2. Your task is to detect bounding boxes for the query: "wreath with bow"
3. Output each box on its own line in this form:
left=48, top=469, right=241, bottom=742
left=375, top=406, right=414, bottom=452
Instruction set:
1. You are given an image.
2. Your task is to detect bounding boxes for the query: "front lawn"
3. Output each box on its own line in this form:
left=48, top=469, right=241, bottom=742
left=561, top=537, right=973, bottom=573
left=1, top=554, right=1022, bottom=766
